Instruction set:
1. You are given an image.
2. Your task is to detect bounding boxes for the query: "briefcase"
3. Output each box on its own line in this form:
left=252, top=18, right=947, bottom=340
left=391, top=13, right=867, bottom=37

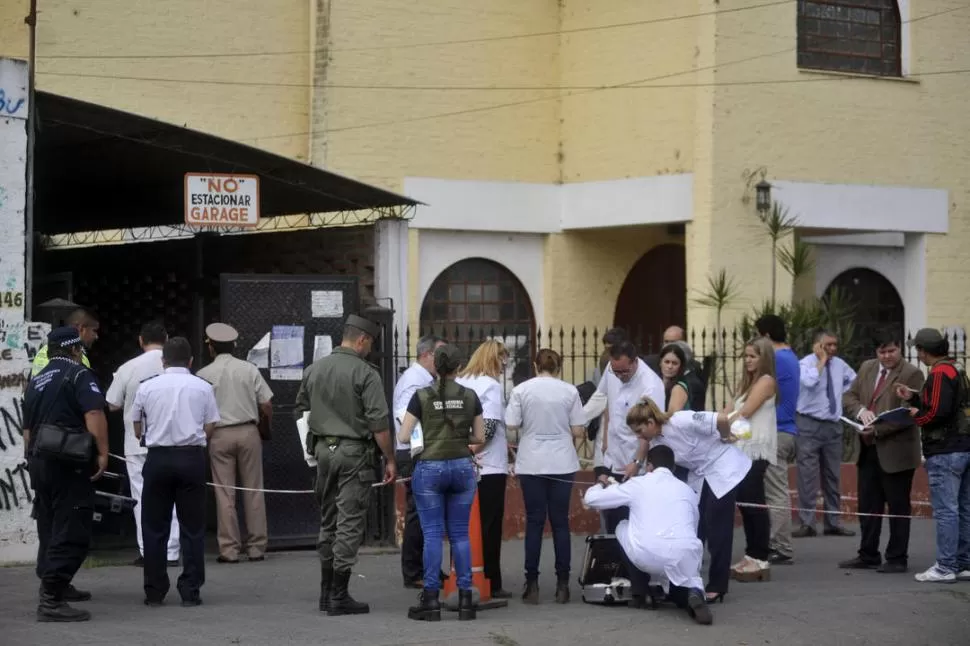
left=578, top=534, right=633, bottom=605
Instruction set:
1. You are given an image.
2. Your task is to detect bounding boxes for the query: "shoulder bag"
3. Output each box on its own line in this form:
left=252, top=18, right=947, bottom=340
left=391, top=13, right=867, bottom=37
left=33, top=367, right=96, bottom=464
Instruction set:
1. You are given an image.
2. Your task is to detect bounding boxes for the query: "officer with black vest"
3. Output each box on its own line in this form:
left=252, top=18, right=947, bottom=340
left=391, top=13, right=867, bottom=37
left=22, top=326, right=109, bottom=622
left=397, top=344, right=486, bottom=622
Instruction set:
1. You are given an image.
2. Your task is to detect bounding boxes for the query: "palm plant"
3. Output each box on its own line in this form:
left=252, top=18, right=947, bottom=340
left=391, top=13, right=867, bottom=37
left=757, top=201, right=798, bottom=305
left=692, top=269, right=742, bottom=402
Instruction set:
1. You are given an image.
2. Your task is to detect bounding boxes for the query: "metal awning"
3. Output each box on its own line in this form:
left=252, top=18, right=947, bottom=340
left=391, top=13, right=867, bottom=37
left=33, top=91, right=419, bottom=235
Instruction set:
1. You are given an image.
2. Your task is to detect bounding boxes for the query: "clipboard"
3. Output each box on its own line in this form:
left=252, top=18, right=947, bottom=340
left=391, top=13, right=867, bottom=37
left=841, top=406, right=913, bottom=433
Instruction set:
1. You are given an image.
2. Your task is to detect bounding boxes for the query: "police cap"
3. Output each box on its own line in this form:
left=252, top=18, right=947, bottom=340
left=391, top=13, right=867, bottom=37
left=345, top=314, right=381, bottom=339
left=48, top=326, right=82, bottom=349
left=205, top=322, right=239, bottom=344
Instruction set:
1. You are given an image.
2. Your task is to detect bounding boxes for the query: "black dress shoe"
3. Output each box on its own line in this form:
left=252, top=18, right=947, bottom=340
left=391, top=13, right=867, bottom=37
left=491, top=588, right=513, bottom=599
left=877, top=562, right=908, bottom=574
left=248, top=556, right=265, bottom=562
left=792, top=526, right=817, bottom=538
left=767, top=551, right=793, bottom=565
left=838, top=556, right=879, bottom=569
left=824, top=527, right=856, bottom=537
left=216, top=556, right=239, bottom=564
left=180, top=597, right=203, bottom=607
left=403, top=579, right=424, bottom=590
left=144, top=599, right=164, bottom=607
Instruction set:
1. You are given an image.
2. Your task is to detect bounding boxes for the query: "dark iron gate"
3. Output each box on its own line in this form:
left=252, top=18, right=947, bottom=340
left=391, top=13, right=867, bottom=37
left=218, top=274, right=395, bottom=549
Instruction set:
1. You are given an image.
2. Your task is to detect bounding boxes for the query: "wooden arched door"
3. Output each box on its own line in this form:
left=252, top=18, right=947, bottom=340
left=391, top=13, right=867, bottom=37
left=613, top=244, right=686, bottom=353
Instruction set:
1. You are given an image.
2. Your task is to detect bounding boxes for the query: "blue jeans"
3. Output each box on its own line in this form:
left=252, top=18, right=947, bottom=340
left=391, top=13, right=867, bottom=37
left=412, top=457, right=477, bottom=591
left=519, top=473, right=575, bottom=581
left=925, top=452, right=970, bottom=574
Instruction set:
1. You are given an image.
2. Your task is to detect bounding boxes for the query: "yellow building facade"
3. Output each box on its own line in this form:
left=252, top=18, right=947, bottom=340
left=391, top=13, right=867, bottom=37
left=3, top=0, right=968, bottom=355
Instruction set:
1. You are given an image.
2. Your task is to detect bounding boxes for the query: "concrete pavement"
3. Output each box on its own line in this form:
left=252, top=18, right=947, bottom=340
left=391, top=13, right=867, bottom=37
left=2, top=523, right=968, bottom=645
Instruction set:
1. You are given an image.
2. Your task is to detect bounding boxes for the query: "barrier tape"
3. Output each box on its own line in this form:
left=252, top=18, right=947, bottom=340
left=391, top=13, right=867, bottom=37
left=110, top=452, right=933, bottom=520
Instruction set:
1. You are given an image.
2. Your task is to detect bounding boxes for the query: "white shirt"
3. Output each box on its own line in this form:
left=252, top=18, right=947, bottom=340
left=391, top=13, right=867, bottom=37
left=392, top=362, right=434, bottom=451
left=105, top=348, right=164, bottom=456
left=597, top=358, right=666, bottom=473
left=653, top=411, right=752, bottom=499
left=128, top=368, right=221, bottom=448
left=456, top=375, right=506, bottom=476
left=506, top=375, right=585, bottom=475
left=584, top=467, right=704, bottom=591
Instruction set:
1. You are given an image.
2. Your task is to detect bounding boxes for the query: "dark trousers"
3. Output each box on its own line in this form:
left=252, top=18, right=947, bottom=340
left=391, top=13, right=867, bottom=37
left=857, top=444, right=915, bottom=565
left=396, top=450, right=425, bottom=582
left=601, top=470, right=631, bottom=534
left=519, top=473, right=575, bottom=581
left=29, top=457, right=94, bottom=597
left=736, top=459, right=771, bottom=561
left=478, top=473, right=506, bottom=591
left=698, top=480, right=738, bottom=594
left=142, top=447, right=207, bottom=602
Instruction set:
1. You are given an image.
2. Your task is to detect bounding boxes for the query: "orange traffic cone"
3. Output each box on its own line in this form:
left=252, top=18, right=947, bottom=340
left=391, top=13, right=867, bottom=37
left=442, top=490, right=508, bottom=611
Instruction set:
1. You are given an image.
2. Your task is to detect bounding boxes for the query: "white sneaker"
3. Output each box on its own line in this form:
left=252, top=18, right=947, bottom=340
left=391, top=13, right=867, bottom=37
left=915, top=564, right=957, bottom=583
left=957, top=570, right=970, bottom=581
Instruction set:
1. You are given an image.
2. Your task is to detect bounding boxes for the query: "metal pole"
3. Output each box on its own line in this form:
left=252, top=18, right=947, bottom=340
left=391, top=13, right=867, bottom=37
left=24, top=0, right=38, bottom=319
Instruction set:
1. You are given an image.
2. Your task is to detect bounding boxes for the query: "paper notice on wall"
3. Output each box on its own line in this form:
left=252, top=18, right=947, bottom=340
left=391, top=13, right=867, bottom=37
left=246, top=332, right=270, bottom=368
left=270, top=325, right=304, bottom=380
left=313, top=335, right=333, bottom=362
left=311, top=291, right=343, bottom=318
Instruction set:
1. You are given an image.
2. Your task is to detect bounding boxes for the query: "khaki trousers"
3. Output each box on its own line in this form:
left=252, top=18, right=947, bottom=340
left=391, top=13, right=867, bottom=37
left=766, top=431, right=798, bottom=558
left=209, top=424, right=268, bottom=559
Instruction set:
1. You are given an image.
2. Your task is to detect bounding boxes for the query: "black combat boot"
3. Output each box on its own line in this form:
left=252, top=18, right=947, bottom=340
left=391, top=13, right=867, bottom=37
left=319, top=565, right=333, bottom=612
left=407, top=588, right=441, bottom=621
left=457, top=589, right=476, bottom=621
left=38, top=583, right=91, bottom=603
left=37, top=588, right=91, bottom=623
left=522, top=579, right=539, bottom=604
left=328, top=570, right=370, bottom=616
left=554, top=575, right=570, bottom=604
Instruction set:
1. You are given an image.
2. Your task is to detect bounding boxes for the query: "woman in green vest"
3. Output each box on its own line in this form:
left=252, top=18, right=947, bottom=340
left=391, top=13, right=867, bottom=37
left=397, top=344, right=486, bottom=622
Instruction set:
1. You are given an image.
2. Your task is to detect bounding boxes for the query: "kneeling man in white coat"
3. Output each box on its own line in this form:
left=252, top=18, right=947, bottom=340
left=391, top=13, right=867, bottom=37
left=583, top=445, right=712, bottom=625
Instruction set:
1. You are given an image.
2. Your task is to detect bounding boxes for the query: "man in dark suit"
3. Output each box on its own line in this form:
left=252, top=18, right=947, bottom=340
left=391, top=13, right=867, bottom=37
left=839, top=328, right=925, bottom=573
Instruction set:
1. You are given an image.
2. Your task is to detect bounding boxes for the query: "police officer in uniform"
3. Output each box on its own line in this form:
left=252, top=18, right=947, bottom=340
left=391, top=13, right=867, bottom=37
left=129, top=337, right=221, bottom=607
left=22, top=327, right=109, bottom=622
left=295, top=314, right=396, bottom=616
left=197, top=322, right=274, bottom=563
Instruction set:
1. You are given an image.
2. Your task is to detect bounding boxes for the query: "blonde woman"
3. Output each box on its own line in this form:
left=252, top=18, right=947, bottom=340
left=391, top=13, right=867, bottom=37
left=456, top=339, right=511, bottom=598
left=728, top=337, right=778, bottom=583
left=626, top=398, right=751, bottom=604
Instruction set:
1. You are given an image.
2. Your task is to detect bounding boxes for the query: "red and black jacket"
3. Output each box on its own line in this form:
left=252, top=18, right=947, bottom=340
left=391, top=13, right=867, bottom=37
left=909, top=359, right=970, bottom=456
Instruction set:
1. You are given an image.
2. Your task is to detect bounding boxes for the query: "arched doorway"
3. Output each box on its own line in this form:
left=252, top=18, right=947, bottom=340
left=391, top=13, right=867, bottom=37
left=613, top=244, right=686, bottom=353
left=420, top=258, right=535, bottom=392
left=824, top=268, right=904, bottom=356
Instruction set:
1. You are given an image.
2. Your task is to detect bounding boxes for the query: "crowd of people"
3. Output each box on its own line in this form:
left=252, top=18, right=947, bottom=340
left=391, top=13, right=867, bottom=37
left=18, top=308, right=970, bottom=627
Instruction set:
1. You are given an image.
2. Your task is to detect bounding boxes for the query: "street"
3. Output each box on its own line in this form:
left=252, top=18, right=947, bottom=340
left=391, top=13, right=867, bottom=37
left=2, top=522, right=968, bottom=645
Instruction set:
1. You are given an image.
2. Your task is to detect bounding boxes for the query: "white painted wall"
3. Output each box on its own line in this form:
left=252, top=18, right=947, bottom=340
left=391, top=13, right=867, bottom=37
left=0, top=57, right=34, bottom=563
left=416, top=229, right=545, bottom=333
left=374, top=219, right=409, bottom=340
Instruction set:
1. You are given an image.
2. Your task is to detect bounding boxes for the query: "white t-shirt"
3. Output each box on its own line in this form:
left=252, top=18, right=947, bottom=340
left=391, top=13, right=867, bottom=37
left=653, top=411, right=752, bottom=499
left=598, top=358, right=666, bottom=473
left=456, top=375, right=506, bottom=476
left=392, top=362, right=434, bottom=451
left=105, top=348, right=164, bottom=456
left=506, top=375, right=585, bottom=475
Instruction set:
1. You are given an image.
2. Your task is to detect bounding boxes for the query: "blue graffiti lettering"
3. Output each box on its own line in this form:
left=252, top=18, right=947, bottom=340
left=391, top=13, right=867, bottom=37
left=0, top=88, right=26, bottom=116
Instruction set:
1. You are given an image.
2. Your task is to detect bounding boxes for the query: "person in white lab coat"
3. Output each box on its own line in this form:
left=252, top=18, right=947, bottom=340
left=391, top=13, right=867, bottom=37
left=583, top=445, right=713, bottom=625
left=626, top=398, right=752, bottom=604
left=582, top=340, right=665, bottom=533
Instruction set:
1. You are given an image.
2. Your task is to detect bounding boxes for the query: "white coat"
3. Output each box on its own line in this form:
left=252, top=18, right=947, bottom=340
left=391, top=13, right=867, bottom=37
left=583, top=467, right=705, bottom=592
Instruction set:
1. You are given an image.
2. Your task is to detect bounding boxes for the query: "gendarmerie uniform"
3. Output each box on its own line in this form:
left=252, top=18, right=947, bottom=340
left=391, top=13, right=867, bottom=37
left=23, top=327, right=105, bottom=621
left=295, top=314, right=388, bottom=616
left=129, top=366, right=220, bottom=605
left=197, top=322, right=274, bottom=563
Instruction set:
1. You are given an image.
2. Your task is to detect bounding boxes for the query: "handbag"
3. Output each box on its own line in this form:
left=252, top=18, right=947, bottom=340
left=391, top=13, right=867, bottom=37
left=31, top=368, right=95, bottom=464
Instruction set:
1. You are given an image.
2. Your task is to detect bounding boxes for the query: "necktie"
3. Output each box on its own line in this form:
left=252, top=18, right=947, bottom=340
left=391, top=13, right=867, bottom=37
left=869, top=368, right=888, bottom=410
left=826, top=364, right=837, bottom=416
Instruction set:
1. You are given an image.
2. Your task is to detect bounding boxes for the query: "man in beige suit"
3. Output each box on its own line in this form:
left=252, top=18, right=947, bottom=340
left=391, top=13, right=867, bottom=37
left=840, top=328, right=925, bottom=573
left=197, top=323, right=274, bottom=563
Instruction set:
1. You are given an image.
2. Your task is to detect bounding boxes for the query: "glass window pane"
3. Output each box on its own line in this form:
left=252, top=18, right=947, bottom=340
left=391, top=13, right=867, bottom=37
left=467, top=284, right=482, bottom=301
left=448, top=284, right=465, bottom=301
left=449, top=305, right=466, bottom=320
left=483, top=284, right=499, bottom=301
left=468, top=304, right=482, bottom=321
left=483, top=304, right=499, bottom=321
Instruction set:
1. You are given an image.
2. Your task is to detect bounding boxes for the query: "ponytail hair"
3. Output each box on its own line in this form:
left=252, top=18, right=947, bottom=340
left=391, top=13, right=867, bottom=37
left=626, top=397, right=672, bottom=428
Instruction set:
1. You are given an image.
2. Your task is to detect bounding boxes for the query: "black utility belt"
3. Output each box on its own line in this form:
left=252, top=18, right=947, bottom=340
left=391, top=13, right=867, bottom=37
left=217, top=421, right=257, bottom=429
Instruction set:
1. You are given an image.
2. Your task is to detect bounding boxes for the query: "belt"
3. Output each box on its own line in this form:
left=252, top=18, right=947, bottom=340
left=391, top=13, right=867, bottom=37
left=147, top=445, right=205, bottom=451
left=216, top=421, right=257, bottom=429
left=797, top=412, right=840, bottom=425
left=322, top=435, right=368, bottom=445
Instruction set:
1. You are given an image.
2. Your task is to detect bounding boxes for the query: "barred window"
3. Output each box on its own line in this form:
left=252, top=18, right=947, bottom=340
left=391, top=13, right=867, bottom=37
left=797, top=0, right=902, bottom=77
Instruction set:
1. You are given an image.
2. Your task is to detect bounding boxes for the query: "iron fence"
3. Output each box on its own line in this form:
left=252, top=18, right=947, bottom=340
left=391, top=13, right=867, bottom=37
left=392, top=324, right=968, bottom=412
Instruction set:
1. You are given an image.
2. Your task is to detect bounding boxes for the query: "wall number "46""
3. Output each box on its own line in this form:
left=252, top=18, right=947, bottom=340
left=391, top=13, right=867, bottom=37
left=1, top=292, right=24, bottom=308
